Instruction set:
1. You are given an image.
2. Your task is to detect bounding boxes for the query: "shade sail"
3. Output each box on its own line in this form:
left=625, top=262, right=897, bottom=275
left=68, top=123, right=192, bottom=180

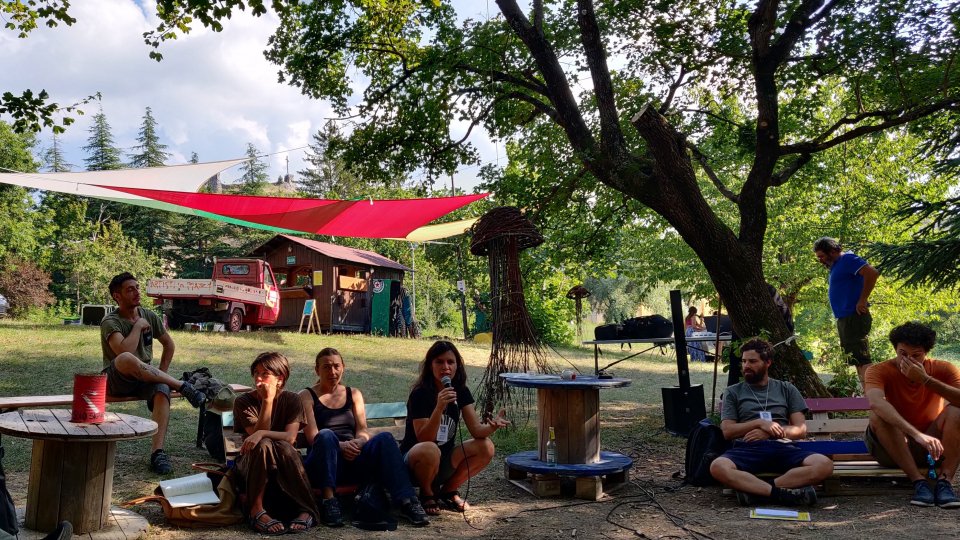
left=0, top=159, right=248, bottom=199
left=400, top=218, right=479, bottom=242
left=98, top=186, right=488, bottom=239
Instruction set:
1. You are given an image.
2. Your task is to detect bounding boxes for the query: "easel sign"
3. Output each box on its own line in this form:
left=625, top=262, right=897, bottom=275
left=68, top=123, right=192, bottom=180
left=298, top=299, right=321, bottom=334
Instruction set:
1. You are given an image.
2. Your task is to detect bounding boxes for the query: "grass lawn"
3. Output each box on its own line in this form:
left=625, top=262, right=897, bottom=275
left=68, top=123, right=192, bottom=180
left=0, top=321, right=733, bottom=500
left=6, top=321, right=960, bottom=539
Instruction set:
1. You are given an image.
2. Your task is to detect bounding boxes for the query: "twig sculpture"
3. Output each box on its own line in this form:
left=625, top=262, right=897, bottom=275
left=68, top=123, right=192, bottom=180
left=470, top=207, right=550, bottom=417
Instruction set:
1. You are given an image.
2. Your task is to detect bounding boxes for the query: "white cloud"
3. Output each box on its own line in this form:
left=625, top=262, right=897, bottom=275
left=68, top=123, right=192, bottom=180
left=1, top=0, right=495, bottom=192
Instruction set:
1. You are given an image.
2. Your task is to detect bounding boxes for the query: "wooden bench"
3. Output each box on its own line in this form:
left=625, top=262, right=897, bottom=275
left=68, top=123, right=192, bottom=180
left=0, top=383, right=253, bottom=449
left=794, top=397, right=908, bottom=494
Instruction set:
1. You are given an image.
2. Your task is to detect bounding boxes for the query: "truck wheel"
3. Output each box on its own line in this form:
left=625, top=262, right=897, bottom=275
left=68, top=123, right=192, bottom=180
left=168, top=313, right=184, bottom=330
left=227, top=308, right=244, bottom=332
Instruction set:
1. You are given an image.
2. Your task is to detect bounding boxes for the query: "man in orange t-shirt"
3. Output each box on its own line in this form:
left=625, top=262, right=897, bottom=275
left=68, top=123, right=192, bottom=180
left=865, top=322, right=960, bottom=508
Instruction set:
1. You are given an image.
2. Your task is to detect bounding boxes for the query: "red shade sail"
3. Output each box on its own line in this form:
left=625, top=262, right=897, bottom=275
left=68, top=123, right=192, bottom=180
left=97, top=186, right=487, bottom=239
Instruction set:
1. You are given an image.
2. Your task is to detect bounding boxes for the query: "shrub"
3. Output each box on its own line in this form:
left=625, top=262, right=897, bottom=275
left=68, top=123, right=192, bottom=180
left=0, top=255, right=54, bottom=317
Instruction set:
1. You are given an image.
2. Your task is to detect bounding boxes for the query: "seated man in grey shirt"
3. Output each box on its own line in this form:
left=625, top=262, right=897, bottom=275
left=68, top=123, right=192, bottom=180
left=710, top=338, right=833, bottom=506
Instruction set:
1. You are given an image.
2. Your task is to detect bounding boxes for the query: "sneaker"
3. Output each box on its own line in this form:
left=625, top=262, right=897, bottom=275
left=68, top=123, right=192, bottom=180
left=911, top=480, right=935, bottom=507
left=780, top=486, right=818, bottom=507
left=319, top=497, right=344, bottom=527
left=735, top=490, right=758, bottom=506
left=150, top=449, right=173, bottom=475
left=399, top=496, right=430, bottom=527
left=935, top=479, right=960, bottom=508
left=178, top=381, right=206, bottom=408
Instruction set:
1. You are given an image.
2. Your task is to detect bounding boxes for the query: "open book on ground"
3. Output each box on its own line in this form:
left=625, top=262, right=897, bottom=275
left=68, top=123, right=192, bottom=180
left=159, top=473, right=221, bottom=508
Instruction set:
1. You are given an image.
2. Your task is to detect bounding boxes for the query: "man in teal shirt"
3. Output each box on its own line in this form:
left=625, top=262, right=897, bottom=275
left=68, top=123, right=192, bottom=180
left=100, top=272, right=205, bottom=474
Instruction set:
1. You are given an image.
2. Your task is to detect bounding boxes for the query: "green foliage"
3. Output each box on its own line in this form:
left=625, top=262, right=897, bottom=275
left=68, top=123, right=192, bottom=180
left=238, top=143, right=269, bottom=195
left=57, top=221, right=163, bottom=306
left=821, top=344, right=861, bottom=398
left=128, top=107, right=171, bottom=168
left=82, top=110, right=122, bottom=171
left=525, top=278, right=575, bottom=346
left=584, top=276, right=642, bottom=323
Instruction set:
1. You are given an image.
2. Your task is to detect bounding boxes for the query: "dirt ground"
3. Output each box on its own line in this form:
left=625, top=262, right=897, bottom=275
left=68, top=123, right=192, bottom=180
left=10, top=419, right=958, bottom=539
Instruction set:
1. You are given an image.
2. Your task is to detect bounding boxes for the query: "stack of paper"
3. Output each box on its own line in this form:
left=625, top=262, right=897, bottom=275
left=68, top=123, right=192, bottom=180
left=749, top=508, right=811, bottom=521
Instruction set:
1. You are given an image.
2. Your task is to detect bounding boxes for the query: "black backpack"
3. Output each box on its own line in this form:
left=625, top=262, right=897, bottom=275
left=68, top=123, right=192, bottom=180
left=351, top=484, right=397, bottom=531
left=683, top=419, right=730, bottom=486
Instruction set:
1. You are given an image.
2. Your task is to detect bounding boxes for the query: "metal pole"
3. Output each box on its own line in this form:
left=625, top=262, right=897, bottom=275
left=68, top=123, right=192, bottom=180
left=456, top=244, right=469, bottom=339
left=409, top=242, right=417, bottom=319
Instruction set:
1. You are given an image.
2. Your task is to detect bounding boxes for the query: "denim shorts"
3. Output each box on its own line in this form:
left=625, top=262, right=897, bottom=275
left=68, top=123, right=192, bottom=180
left=719, top=440, right=816, bottom=474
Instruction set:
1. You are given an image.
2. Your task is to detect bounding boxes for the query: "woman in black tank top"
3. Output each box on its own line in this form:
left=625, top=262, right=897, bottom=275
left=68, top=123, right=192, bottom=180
left=300, top=348, right=429, bottom=528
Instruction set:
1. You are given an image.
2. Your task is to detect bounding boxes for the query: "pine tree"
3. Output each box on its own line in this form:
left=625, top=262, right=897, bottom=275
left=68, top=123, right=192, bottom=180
left=82, top=110, right=122, bottom=171
left=298, top=121, right=362, bottom=199
left=128, top=107, right=170, bottom=168
left=238, top=143, right=269, bottom=195
left=41, top=132, right=72, bottom=172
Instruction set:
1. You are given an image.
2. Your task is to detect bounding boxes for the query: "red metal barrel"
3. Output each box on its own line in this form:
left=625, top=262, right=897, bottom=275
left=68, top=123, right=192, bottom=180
left=71, top=373, right=107, bottom=424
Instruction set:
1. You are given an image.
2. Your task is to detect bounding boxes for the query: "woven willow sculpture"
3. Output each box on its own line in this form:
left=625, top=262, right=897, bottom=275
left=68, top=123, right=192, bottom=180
left=470, top=207, right=550, bottom=417
left=566, top=284, right=591, bottom=343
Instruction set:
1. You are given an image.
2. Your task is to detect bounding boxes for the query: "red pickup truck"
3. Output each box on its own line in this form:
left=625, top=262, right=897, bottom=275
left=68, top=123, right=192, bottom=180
left=146, top=258, right=281, bottom=331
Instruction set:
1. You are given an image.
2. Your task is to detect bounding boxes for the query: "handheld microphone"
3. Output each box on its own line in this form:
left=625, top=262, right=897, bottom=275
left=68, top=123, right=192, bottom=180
left=441, top=375, right=457, bottom=406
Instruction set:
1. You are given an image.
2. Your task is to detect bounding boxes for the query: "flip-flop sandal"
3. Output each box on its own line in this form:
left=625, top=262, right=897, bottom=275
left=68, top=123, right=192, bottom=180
left=250, top=510, right=286, bottom=536
left=438, top=491, right=470, bottom=512
left=287, top=514, right=315, bottom=533
left=421, top=495, right=442, bottom=516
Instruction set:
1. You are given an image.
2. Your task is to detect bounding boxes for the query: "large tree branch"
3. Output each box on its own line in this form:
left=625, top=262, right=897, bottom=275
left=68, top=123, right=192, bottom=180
left=770, top=154, right=811, bottom=186
left=659, top=65, right=689, bottom=114
left=497, top=0, right=602, bottom=172
left=454, top=63, right=549, bottom=96
left=781, top=98, right=960, bottom=154
left=575, top=0, right=628, bottom=156
left=685, top=142, right=740, bottom=203
left=768, top=0, right=844, bottom=66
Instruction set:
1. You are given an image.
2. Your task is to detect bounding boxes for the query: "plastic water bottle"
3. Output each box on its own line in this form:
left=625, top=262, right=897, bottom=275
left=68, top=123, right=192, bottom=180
left=546, top=426, right=557, bottom=465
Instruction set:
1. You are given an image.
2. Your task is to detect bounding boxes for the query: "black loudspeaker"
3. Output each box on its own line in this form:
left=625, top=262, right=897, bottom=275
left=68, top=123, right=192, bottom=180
left=661, top=384, right=707, bottom=436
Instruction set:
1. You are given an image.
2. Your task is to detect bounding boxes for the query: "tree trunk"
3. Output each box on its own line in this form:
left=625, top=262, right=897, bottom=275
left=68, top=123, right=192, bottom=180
left=624, top=107, right=829, bottom=397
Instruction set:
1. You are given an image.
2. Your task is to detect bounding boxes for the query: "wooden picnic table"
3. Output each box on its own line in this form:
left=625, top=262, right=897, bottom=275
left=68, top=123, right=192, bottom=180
left=0, top=409, right=157, bottom=534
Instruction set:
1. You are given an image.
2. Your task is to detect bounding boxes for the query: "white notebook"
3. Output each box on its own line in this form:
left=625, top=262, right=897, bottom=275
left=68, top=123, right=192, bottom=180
left=158, top=473, right=221, bottom=508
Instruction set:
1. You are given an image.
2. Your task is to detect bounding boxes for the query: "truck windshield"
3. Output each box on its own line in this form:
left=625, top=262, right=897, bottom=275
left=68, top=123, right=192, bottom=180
left=221, top=264, right=250, bottom=276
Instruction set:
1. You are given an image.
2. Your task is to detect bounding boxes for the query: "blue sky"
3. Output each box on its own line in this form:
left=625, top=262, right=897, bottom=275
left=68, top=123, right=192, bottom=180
left=0, top=0, right=507, bottom=193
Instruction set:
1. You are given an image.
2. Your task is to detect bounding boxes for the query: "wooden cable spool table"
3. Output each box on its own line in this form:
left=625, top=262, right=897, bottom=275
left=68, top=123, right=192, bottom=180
left=500, top=373, right=633, bottom=499
left=0, top=409, right=157, bottom=534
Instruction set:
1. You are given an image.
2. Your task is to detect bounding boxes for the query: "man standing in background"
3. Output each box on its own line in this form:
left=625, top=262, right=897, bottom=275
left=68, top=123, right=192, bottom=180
left=813, top=237, right=879, bottom=388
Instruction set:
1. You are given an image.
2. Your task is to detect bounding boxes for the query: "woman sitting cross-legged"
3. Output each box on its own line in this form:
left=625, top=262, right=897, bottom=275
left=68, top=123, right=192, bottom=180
left=233, top=352, right=318, bottom=536
left=400, top=340, right=510, bottom=515
left=301, top=347, right=430, bottom=527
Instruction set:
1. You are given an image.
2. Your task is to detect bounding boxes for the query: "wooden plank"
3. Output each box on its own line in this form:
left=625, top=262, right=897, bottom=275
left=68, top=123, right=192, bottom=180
left=806, top=417, right=868, bottom=433
left=575, top=476, right=602, bottom=500
left=25, top=441, right=43, bottom=527
left=583, top=389, right=600, bottom=463
left=0, top=410, right=29, bottom=434
left=0, top=382, right=250, bottom=412
left=34, top=440, right=64, bottom=531
left=31, top=409, right=69, bottom=437
left=58, top=441, right=90, bottom=532
left=94, top=413, right=136, bottom=437
left=101, top=442, right=116, bottom=535
left=19, top=410, right=52, bottom=436
left=537, top=389, right=551, bottom=462
left=805, top=397, right=870, bottom=412
left=110, top=506, right=151, bottom=539
left=566, top=389, right=586, bottom=464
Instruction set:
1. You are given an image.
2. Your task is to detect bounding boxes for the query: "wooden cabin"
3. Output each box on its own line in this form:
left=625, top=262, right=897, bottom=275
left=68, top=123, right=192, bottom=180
left=249, top=234, right=409, bottom=332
